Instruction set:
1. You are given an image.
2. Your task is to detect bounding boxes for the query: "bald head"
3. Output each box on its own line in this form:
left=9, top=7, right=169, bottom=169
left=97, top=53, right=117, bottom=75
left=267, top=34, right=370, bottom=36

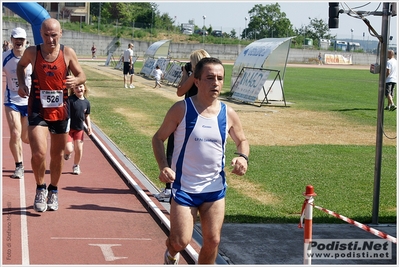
left=388, top=50, right=395, bottom=59
left=41, top=18, right=62, bottom=33
left=40, top=18, right=63, bottom=48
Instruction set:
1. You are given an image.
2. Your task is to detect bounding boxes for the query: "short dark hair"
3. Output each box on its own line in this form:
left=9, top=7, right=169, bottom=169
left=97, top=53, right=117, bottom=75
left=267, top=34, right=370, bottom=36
left=194, top=57, right=224, bottom=79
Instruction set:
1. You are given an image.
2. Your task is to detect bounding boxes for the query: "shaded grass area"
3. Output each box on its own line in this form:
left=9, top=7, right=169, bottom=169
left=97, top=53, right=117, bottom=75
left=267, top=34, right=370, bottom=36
left=83, top=64, right=397, bottom=224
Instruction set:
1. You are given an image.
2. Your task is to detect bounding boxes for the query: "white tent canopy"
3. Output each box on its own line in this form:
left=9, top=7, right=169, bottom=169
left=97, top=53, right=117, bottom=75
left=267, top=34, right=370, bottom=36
left=231, top=37, right=293, bottom=101
left=143, top=39, right=171, bottom=59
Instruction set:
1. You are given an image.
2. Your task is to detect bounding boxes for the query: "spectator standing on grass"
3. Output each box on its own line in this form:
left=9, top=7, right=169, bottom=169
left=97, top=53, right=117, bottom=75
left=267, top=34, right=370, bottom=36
left=91, top=44, right=96, bottom=59
left=64, top=83, right=92, bottom=175
left=318, top=52, right=323, bottom=65
left=385, top=49, right=397, bottom=111
left=3, top=27, right=32, bottom=179
left=152, top=57, right=249, bottom=264
left=17, top=18, right=86, bottom=212
left=154, top=49, right=210, bottom=202
left=152, top=65, right=164, bottom=88
left=123, top=43, right=135, bottom=88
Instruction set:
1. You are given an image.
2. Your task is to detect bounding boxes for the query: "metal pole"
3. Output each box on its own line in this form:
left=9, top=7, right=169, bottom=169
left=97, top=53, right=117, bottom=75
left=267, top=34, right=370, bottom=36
left=152, top=8, right=154, bottom=37
left=98, top=2, right=101, bottom=34
left=150, top=3, right=155, bottom=43
left=202, top=15, right=206, bottom=47
left=245, top=17, right=247, bottom=39
left=220, top=26, right=222, bottom=45
left=371, top=2, right=391, bottom=225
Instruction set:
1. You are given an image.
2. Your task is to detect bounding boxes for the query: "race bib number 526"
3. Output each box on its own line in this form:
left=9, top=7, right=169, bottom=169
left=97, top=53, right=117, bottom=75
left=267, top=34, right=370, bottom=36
left=40, top=90, right=63, bottom=108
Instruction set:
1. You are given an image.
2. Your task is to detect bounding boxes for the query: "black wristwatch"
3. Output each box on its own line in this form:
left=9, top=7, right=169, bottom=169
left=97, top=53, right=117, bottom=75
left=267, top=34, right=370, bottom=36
left=234, top=152, right=248, bottom=163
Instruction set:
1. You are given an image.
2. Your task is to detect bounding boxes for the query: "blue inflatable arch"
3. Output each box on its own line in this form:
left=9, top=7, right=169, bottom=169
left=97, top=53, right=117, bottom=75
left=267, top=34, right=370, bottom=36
left=3, top=2, right=50, bottom=44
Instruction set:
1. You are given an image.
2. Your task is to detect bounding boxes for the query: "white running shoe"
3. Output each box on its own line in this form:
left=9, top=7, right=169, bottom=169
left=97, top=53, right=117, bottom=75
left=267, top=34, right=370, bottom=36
left=154, top=188, right=171, bottom=202
left=11, top=165, right=24, bottom=179
left=47, top=190, right=59, bottom=211
left=34, top=188, right=48, bottom=212
left=73, top=165, right=81, bottom=175
left=164, top=250, right=180, bottom=265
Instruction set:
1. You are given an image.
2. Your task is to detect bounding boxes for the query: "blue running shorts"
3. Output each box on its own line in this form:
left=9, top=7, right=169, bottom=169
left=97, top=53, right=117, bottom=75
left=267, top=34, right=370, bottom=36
left=172, top=187, right=226, bottom=207
left=4, top=103, right=28, bottom=117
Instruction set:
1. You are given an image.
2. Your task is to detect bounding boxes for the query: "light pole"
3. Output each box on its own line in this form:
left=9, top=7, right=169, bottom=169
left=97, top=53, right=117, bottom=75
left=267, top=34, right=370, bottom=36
left=363, top=32, right=365, bottom=51
left=350, top=28, right=354, bottom=51
left=151, top=3, right=155, bottom=42
left=244, top=17, right=247, bottom=39
left=389, top=36, right=393, bottom=49
left=202, top=15, right=206, bottom=47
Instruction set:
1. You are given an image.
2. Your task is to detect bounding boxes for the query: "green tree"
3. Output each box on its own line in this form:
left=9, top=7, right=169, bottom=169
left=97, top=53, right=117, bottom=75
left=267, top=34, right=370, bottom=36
left=90, top=2, right=174, bottom=30
left=244, top=3, right=295, bottom=40
left=294, top=17, right=335, bottom=47
left=230, top=29, right=237, bottom=39
left=158, top=13, right=175, bottom=30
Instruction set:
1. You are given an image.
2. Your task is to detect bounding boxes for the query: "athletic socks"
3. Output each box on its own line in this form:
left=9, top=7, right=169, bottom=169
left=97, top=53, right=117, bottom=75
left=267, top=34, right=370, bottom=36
left=47, top=184, right=58, bottom=192
left=37, top=183, right=46, bottom=190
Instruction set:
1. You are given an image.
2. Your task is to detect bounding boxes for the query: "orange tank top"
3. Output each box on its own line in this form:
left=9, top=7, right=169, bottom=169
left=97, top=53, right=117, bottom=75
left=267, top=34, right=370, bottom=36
left=29, top=44, right=69, bottom=121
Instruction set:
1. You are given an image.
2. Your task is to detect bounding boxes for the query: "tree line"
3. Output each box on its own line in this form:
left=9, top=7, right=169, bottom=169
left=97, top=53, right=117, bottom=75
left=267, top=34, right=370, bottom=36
left=87, top=2, right=335, bottom=47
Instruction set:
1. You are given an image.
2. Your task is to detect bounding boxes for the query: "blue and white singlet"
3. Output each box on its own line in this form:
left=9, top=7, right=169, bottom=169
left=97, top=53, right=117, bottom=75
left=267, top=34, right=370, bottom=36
left=171, top=98, right=228, bottom=194
left=3, top=50, right=32, bottom=106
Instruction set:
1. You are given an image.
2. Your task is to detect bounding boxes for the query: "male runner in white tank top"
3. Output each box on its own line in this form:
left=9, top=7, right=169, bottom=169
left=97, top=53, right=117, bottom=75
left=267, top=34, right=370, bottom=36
left=3, top=27, right=32, bottom=179
left=152, top=57, right=250, bottom=264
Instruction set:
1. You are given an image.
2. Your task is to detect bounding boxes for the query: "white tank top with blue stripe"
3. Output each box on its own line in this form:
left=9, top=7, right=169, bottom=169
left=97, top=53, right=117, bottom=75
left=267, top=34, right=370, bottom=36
left=172, top=98, right=228, bottom=194
left=2, top=50, right=32, bottom=106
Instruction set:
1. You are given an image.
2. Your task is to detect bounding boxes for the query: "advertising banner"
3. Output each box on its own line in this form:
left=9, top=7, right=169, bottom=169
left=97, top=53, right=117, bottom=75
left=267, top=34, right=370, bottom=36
left=232, top=38, right=292, bottom=102
left=324, top=54, right=353, bottom=64
left=154, top=58, right=171, bottom=73
left=231, top=68, right=271, bottom=103
left=141, top=58, right=157, bottom=76
left=164, top=62, right=183, bottom=84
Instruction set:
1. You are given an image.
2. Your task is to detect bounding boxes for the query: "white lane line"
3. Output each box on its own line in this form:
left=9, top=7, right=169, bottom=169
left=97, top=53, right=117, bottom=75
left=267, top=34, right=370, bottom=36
left=20, top=177, right=30, bottom=265
left=51, top=237, right=151, bottom=240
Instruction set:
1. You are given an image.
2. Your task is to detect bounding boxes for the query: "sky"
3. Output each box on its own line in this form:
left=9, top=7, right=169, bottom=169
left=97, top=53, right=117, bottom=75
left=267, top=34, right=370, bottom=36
left=156, top=1, right=398, bottom=43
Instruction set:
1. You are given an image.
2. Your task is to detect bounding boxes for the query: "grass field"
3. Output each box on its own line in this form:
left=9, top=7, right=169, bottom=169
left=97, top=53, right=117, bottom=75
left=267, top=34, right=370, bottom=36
left=82, top=62, right=397, bottom=224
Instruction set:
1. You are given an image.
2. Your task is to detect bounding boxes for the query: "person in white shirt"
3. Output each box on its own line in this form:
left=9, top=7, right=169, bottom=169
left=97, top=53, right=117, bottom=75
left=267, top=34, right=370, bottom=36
left=152, top=65, right=163, bottom=88
left=385, top=50, right=397, bottom=111
left=152, top=57, right=249, bottom=264
left=123, top=43, right=135, bottom=88
left=2, top=27, right=32, bottom=179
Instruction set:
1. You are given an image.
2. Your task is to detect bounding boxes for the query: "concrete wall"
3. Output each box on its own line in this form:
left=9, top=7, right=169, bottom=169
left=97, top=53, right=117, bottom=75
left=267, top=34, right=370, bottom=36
left=3, top=21, right=378, bottom=65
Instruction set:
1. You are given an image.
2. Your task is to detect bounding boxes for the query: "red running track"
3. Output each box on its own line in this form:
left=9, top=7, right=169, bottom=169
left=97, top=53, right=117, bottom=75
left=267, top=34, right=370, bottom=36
left=1, top=109, right=201, bottom=264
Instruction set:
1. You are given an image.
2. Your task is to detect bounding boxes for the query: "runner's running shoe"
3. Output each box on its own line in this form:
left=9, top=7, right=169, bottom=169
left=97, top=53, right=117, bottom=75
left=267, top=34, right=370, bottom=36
left=47, top=190, right=58, bottom=211
left=11, top=165, right=24, bottom=179
left=164, top=250, right=180, bottom=265
left=34, top=188, right=48, bottom=212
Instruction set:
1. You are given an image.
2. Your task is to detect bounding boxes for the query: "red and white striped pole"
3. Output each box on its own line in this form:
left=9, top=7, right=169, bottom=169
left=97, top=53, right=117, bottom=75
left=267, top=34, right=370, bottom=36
left=301, top=185, right=317, bottom=265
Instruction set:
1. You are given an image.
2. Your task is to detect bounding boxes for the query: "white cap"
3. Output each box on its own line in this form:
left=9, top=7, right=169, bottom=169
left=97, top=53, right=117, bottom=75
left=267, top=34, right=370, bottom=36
left=11, top=27, right=27, bottom=39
